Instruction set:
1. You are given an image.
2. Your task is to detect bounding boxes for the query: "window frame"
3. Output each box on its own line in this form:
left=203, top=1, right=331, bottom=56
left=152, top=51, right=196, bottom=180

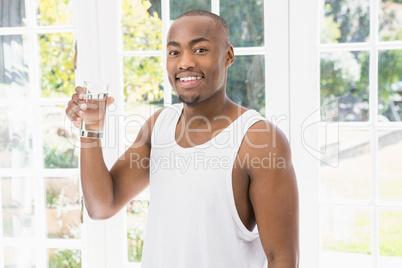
left=10, top=0, right=398, bottom=267
left=290, top=0, right=402, bottom=267
left=0, top=0, right=95, bottom=267
left=289, top=0, right=320, bottom=266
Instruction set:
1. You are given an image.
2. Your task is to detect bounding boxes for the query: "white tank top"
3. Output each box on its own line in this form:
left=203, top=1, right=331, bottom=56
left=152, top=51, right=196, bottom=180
left=141, top=103, right=268, bottom=268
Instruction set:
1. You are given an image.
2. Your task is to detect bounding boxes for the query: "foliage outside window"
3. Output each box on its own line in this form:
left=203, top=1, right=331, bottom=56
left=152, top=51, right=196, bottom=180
left=127, top=200, right=149, bottom=262
left=38, top=0, right=75, bottom=98
left=321, top=0, right=402, bottom=122
left=320, top=0, right=402, bottom=263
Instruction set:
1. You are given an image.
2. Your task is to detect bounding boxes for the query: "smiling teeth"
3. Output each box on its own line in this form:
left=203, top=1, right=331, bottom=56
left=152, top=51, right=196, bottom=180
left=180, top=76, right=202, bottom=82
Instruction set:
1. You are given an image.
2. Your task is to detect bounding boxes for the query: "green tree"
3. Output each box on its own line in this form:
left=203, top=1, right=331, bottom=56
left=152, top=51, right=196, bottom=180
left=38, top=0, right=75, bottom=98
left=220, top=0, right=264, bottom=47
left=48, top=249, right=81, bottom=268
left=221, top=0, right=265, bottom=113
left=320, top=0, right=370, bottom=113
left=170, top=0, right=210, bottom=20
left=321, top=4, right=341, bottom=44
left=127, top=200, right=149, bottom=262
left=227, top=56, right=265, bottom=114
left=377, top=1, right=402, bottom=120
left=320, top=51, right=368, bottom=105
left=324, top=0, right=370, bottom=43
left=320, top=0, right=402, bottom=122
left=123, top=56, right=164, bottom=106
left=122, top=0, right=162, bottom=51
left=39, top=32, right=75, bottom=98
left=122, top=0, right=164, bottom=107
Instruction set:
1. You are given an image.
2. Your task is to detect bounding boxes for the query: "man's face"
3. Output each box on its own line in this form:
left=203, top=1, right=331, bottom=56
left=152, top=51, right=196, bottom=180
left=166, top=16, right=234, bottom=106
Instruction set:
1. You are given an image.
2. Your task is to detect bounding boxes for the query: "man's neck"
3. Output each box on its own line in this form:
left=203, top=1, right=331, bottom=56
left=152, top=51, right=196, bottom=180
left=181, top=92, right=233, bottom=126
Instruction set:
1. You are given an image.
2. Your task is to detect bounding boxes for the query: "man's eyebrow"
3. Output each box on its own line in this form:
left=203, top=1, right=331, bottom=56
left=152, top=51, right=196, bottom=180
left=189, top=37, right=210, bottom=46
left=167, top=37, right=211, bottom=48
left=167, top=41, right=180, bottom=47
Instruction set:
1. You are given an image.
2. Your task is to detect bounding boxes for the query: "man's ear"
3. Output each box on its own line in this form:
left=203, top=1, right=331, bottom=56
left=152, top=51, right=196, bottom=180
left=225, top=44, right=235, bottom=68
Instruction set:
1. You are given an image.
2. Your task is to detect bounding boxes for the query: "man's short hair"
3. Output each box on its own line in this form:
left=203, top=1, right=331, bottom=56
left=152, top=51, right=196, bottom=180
left=177, top=10, right=230, bottom=45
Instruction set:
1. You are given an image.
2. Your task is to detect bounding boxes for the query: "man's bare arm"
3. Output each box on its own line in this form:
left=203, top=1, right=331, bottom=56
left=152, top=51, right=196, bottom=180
left=66, top=87, right=163, bottom=220
left=81, top=109, right=163, bottom=220
left=242, top=121, right=299, bottom=267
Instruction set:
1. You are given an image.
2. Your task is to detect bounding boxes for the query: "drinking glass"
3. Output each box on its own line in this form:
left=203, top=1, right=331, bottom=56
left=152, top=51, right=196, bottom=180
left=80, top=81, right=109, bottom=139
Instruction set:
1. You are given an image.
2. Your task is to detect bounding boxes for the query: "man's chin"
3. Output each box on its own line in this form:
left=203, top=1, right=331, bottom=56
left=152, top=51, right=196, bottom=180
left=178, top=95, right=201, bottom=106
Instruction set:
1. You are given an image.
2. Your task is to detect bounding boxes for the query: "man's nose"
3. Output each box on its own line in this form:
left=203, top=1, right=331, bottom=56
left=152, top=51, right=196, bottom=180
left=178, top=51, right=195, bottom=69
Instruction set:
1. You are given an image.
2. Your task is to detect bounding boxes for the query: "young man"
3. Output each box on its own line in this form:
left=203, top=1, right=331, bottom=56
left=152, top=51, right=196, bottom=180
left=66, top=10, right=299, bottom=268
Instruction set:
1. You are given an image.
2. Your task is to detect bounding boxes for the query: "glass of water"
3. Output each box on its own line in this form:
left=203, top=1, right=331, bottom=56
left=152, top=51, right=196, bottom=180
left=80, top=81, right=109, bottom=139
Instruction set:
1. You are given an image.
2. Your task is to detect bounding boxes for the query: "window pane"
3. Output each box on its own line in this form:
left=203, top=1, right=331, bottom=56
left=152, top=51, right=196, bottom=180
left=47, top=248, right=81, bottom=268
left=121, top=0, right=162, bottom=51
left=0, top=35, right=30, bottom=99
left=45, top=177, right=81, bottom=239
left=4, top=246, right=35, bottom=267
left=378, top=49, right=402, bottom=122
left=220, top=0, right=264, bottom=47
left=227, top=55, right=265, bottom=115
left=320, top=250, right=372, bottom=268
left=320, top=130, right=371, bottom=201
left=320, top=207, right=371, bottom=266
left=170, top=0, right=210, bottom=20
left=0, top=105, right=33, bottom=168
left=379, top=0, right=402, bottom=42
left=127, top=200, right=149, bottom=263
left=0, top=0, right=26, bottom=27
left=39, top=32, right=75, bottom=98
left=36, top=0, right=73, bottom=26
left=378, top=130, right=402, bottom=202
left=123, top=56, right=163, bottom=119
left=321, top=0, right=370, bottom=44
left=379, top=209, right=402, bottom=262
left=42, top=105, right=79, bottom=168
left=320, top=51, right=369, bottom=121
left=1, top=177, right=35, bottom=237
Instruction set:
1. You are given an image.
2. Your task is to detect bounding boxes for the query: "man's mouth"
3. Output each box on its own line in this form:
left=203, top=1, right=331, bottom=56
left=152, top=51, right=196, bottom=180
left=179, top=76, right=203, bottom=82
left=176, top=75, right=204, bottom=88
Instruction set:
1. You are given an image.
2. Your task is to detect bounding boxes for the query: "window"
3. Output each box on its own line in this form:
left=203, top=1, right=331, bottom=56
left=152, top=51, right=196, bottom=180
left=3, top=0, right=400, bottom=267
left=318, top=0, right=402, bottom=267
left=290, top=0, right=402, bottom=267
left=0, top=0, right=83, bottom=267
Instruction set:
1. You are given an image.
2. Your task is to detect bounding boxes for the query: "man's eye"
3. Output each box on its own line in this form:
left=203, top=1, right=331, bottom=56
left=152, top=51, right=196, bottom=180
left=169, top=51, right=179, bottom=56
left=195, top=48, right=207, bottom=53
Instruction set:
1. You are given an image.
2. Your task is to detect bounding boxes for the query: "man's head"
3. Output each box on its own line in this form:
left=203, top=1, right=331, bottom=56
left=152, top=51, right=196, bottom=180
left=177, top=10, right=230, bottom=45
left=166, top=10, right=234, bottom=106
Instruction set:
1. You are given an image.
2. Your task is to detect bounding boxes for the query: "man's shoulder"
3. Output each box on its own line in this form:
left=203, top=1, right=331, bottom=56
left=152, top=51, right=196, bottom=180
left=241, top=119, right=291, bottom=161
left=237, top=119, right=293, bottom=181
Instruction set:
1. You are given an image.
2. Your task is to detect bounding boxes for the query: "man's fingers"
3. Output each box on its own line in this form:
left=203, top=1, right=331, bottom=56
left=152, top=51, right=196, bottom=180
left=66, top=87, right=114, bottom=126
left=107, top=96, right=115, bottom=107
left=75, top=86, right=85, bottom=104
left=72, top=92, right=87, bottom=110
left=75, top=86, right=85, bottom=96
left=66, top=104, right=82, bottom=122
left=66, top=88, right=86, bottom=121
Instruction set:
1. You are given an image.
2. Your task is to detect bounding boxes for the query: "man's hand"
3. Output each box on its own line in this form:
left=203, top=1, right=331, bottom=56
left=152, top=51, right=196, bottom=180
left=65, top=86, right=115, bottom=129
